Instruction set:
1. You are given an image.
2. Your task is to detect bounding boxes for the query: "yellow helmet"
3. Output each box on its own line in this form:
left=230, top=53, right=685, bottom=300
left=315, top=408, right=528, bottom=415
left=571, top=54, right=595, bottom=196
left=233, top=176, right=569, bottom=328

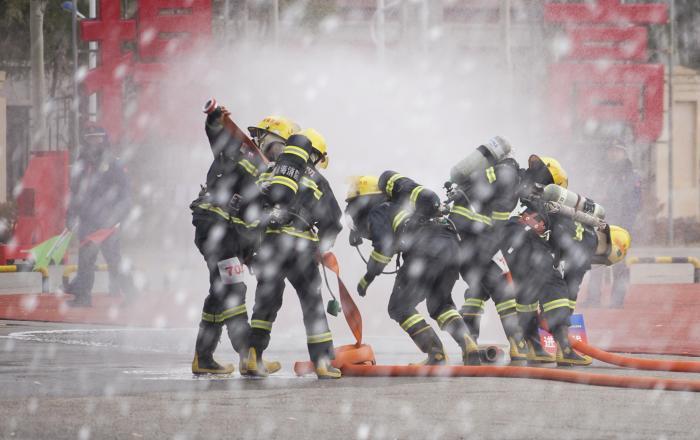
left=346, top=176, right=382, bottom=201
left=529, top=155, right=568, bottom=188
left=299, top=128, right=328, bottom=169
left=248, top=115, right=300, bottom=141
left=606, top=225, right=631, bottom=265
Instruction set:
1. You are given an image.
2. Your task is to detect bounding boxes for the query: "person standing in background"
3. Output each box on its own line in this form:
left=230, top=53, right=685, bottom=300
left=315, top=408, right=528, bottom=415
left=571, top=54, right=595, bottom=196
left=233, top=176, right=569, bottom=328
left=65, top=125, right=136, bottom=307
left=585, top=140, right=641, bottom=308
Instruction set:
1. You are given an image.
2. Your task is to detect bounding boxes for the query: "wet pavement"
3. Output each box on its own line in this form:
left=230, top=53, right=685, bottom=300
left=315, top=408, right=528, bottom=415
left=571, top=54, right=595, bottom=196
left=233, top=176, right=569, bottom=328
left=1, top=320, right=699, bottom=439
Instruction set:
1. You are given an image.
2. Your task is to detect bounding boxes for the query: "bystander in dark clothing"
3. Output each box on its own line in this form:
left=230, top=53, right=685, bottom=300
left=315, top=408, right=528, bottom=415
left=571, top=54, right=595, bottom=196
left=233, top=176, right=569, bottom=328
left=65, top=125, right=135, bottom=307
left=585, top=142, right=641, bottom=308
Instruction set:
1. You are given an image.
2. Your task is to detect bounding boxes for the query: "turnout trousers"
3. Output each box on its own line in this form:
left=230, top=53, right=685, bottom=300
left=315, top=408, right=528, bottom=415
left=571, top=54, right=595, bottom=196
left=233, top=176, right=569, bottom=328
left=249, top=233, right=335, bottom=364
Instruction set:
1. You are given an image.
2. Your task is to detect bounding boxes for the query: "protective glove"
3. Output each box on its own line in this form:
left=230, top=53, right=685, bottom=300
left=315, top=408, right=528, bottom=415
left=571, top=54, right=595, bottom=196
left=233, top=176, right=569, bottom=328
left=357, top=274, right=374, bottom=297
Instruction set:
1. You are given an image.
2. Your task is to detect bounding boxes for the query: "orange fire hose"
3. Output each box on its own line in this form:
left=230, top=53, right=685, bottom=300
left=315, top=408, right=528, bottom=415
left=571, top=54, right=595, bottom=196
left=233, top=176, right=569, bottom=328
left=293, top=254, right=700, bottom=392
left=571, top=337, right=700, bottom=373
left=340, top=364, right=700, bottom=392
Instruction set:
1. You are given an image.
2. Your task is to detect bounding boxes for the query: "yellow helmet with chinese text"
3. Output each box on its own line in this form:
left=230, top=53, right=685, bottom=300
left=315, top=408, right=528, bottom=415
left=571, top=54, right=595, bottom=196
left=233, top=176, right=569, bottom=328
left=248, top=115, right=300, bottom=141
left=346, top=176, right=382, bottom=201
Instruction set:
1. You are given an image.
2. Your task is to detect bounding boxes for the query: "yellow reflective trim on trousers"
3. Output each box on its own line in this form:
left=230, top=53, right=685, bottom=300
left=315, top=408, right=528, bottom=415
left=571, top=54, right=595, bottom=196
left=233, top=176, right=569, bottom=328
left=516, top=302, right=539, bottom=313
left=437, top=309, right=461, bottom=328
left=542, top=298, right=570, bottom=313
left=400, top=314, right=426, bottom=331
left=574, top=222, right=584, bottom=241
left=201, top=312, right=216, bottom=323
left=392, top=210, right=409, bottom=231
left=463, top=298, right=485, bottom=309
left=385, top=173, right=404, bottom=197
left=568, top=300, right=577, bottom=310
left=238, top=159, right=259, bottom=177
left=217, top=304, right=247, bottom=322
left=301, top=177, right=323, bottom=200
left=409, top=186, right=425, bottom=207
left=283, top=145, right=310, bottom=162
left=451, top=205, right=493, bottom=226
left=485, top=166, right=496, bottom=183
left=265, top=226, right=319, bottom=242
left=370, top=250, right=392, bottom=264
left=359, top=276, right=369, bottom=289
left=271, top=175, right=299, bottom=193
left=492, top=211, right=511, bottom=221
left=307, top=332, right=333, bottom=344
left=495, top=299, right=517, bottom=314
left=251, top=319, right=273, bottom=331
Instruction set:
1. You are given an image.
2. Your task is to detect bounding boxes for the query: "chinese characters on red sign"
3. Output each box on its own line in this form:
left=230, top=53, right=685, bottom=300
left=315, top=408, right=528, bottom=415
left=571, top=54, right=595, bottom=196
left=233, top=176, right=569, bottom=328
left=80, top=0, right=212, bottom=142
left=545, top=0, right=668, bottom=142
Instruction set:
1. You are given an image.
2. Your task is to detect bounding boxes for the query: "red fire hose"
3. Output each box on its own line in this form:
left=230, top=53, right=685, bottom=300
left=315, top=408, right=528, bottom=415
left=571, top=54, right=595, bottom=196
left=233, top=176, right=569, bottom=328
left=571, top=337, right=700, bottom=373
left=292, top=253, right=700, bottom=392
left=340, top=363, right=700, bottom=392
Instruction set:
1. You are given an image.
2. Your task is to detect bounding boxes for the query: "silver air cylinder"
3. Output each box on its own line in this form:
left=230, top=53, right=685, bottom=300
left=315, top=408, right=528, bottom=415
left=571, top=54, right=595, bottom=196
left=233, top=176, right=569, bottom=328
left=545, top=202, right=604, bottom=229
left=449, top=136, right=512, bottom=186
left=542, top=184, right=605, bottom=220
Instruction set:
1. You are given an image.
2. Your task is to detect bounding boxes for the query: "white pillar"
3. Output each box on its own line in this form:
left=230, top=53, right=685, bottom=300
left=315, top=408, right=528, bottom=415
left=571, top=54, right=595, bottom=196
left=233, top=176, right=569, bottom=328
left=0, top=71, right=7, bottom=202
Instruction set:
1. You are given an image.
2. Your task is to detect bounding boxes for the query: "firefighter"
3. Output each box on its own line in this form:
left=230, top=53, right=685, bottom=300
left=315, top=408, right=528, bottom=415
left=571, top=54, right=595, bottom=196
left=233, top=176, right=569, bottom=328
left=246, top=128, right=344, bottom=379
left=446, top=137, right=529, bottom=364
left=189, top=107, right=299, bottom=375
left=500, top=154, right=570, bottom=364
left=65, top=125, right=136, bottom=308
left=347, top=173, right=481, bottom=366
left=550, top=216, right=631, bottom=366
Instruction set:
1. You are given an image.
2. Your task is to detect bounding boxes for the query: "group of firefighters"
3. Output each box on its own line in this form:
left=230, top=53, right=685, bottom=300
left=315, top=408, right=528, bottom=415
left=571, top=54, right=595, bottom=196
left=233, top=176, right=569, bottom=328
left=190, top=106, right=632, bottom=379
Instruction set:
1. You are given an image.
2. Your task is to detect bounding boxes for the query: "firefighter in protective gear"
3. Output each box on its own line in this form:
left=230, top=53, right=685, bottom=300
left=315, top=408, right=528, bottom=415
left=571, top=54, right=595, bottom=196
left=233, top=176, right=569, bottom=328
left=347, top=173, right=481, bottom=366
left=248, top=115, right=301, bottom=163
left=549, top=218, right=630, bottom=366
left=447, top=138, right=529, bottom=364
left=500, top=154, right=571, bottom=364
left=190, top=109, right=297, bottom=375
left=247, top=128, right=343, bottom=379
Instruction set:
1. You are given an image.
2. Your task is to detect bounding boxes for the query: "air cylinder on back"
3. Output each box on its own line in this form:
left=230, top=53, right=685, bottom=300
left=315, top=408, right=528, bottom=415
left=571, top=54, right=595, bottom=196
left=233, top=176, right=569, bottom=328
left=449, top=136, right=512, bottom=186
left=542, top=184, right=606, bottom=219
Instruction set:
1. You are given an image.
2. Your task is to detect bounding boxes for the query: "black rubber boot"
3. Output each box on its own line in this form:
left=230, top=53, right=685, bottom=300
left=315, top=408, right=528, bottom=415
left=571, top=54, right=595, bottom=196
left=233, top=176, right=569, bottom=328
left=409, top=326, right=447, bottom=365
left=443, top=316, right=481, bottom=366
left=462, top=312, right=482, bottom=342
left=552, top=325, right=592, bottom=367
left=501, top=313, right=529, bottom=363
left=192, top=321, right=234, bottom=375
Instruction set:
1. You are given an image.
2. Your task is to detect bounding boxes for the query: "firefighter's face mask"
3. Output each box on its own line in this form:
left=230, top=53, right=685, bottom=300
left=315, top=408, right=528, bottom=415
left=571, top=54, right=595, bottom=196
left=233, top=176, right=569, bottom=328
left=257, top=132, right=286, bottom=162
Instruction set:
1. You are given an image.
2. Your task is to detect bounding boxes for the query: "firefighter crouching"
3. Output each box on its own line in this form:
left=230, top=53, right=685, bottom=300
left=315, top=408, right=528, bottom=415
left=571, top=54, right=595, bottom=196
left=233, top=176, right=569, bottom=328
left=446, top=136, right=530, bottom=364
left=500, top=154, right=571, bottom=364
left=346, top=173, right=481, bottom=366
left=246, top=128, right=344, bottom=379
left=549, top=207, right=631, bottom=365
left=189, top=107, right=299, bottom=375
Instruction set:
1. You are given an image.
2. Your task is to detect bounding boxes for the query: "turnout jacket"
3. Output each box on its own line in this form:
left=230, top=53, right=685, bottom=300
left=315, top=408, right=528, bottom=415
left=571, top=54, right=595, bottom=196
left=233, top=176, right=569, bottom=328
left=263, top=133, right=342, bottom=247
left=191, top=111, right=266, bottom=227
left=354, top=172, right=455, bottom=284
left=449, top=158, right=520, bottom=233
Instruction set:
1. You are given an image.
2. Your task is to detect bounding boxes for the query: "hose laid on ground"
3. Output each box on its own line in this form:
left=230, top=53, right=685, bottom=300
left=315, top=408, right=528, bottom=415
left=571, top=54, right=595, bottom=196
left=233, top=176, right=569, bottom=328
left=571, top=337, right=700, bottom=373
left=340, top=364, right=700, bottom=392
